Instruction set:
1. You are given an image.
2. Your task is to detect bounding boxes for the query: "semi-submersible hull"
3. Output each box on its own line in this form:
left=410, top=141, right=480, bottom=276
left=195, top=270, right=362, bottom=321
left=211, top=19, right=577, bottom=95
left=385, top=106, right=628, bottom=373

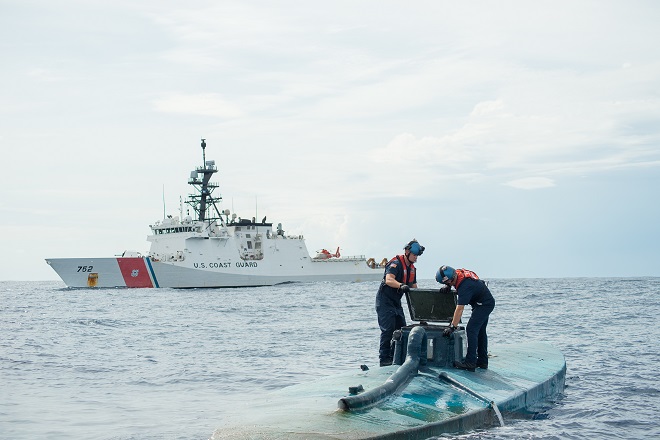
left=213, top=343, right=565, bottom=440
left=211, top=289, right=566, bottom=439
left=46, top=139, right=384, bottom=288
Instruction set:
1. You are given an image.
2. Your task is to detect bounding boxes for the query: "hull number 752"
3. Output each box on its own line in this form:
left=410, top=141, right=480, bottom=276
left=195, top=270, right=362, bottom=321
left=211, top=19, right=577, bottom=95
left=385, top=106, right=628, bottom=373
left=77, top=266, right=94, bottom=272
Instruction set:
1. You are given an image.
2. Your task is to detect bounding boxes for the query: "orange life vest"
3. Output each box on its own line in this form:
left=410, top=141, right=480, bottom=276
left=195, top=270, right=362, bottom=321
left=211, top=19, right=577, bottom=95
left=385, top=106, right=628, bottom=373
left=385, top=255, right=416, bottom=285
left=454, top=268, right=479, bottom=289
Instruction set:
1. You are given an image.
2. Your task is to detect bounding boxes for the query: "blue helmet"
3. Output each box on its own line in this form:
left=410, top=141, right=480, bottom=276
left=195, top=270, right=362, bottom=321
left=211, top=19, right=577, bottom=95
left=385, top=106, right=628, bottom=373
left=404, top=239, right=424, bottom=256
left=436, top=265, right=455, bottom=284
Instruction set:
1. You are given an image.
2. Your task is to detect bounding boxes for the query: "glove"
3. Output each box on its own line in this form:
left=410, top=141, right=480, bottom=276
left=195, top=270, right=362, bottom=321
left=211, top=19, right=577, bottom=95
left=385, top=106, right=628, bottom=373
left=439, top=286, right=452, bottom=295
left=399, top=284, right=410, bottom=294
left=443, top=325, right=456, bottom=337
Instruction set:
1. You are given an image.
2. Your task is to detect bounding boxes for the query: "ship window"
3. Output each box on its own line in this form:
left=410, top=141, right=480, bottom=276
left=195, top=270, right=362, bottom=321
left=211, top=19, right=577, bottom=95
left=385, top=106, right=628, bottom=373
left=247, top=242, right=253, bottom=249
left=246, top=234, right=251, bottom=238
left=256, top=242, right=261, bottom=249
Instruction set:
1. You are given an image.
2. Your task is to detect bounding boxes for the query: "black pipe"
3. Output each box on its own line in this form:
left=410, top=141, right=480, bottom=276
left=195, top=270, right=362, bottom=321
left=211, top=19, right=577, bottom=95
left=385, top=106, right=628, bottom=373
left=338, top=326, right=426, bottom=411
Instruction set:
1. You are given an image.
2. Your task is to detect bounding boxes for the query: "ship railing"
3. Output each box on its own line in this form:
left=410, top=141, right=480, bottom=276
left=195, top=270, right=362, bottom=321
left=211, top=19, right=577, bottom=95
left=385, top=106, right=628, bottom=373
left=311, top=255, right=367, bottom=262
left=195, top=164, right=218, bottom=172
left=277, top=234, right=305, bottom=240
left=188, top=179, right=219, bottom=188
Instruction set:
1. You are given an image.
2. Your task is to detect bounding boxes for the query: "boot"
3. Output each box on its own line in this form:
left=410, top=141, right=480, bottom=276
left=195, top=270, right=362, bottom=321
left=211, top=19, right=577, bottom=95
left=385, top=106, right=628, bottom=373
left=454, top=360, right=476, bottom=372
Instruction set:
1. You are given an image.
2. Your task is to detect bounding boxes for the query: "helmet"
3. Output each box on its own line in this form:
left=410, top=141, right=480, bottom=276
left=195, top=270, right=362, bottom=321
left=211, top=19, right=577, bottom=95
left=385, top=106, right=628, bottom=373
left=404, top=239, right=425, bottom=256
left=436, top=265, right=455, bottom=284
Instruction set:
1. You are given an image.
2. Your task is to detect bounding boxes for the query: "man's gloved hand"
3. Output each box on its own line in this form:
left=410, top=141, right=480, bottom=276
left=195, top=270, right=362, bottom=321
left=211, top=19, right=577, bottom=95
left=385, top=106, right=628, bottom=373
left=443, top=325, right=456, bottom=337
left=399, top=284, right=410, bottom=294
left=439, top=286, right=452, bottom=295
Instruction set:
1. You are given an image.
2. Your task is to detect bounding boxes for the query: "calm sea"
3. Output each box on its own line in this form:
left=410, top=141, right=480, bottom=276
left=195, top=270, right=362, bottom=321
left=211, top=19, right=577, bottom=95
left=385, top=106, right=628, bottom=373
left=1, top=278, right=658, bottom=440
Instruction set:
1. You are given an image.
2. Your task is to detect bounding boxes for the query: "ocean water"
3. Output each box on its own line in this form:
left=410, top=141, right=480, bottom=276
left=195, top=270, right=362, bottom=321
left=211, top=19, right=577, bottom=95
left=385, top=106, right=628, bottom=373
left=1, top=277, right=658, bottom=440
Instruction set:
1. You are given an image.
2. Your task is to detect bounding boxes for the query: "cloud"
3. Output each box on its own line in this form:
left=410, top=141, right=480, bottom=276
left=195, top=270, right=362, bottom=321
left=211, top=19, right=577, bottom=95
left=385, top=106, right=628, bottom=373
left=504, top=177, right=555, bottom=190
left=26, top=68, right=64, bottom=82
left=152, top=93, right=243, bottom=118
left=3, top=0, right=660, bottom=280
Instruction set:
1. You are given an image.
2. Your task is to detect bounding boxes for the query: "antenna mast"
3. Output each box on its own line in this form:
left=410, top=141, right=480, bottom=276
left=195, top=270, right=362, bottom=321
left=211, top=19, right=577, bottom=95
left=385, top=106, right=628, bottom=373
left=201, top=138, right=207, bottom=168
left=186, top=138, right=220, bottom=223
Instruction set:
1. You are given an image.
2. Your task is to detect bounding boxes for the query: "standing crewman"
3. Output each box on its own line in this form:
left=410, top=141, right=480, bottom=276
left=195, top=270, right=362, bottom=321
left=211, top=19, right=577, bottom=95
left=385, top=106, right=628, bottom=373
left=375, top=239, right=424, bottom=366
left=437, top=265, right=495, bottom=371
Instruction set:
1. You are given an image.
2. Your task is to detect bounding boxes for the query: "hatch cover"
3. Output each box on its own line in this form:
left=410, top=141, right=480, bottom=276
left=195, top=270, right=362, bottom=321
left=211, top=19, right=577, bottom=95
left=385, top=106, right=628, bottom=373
left=405, top=288, right=456, bottom=322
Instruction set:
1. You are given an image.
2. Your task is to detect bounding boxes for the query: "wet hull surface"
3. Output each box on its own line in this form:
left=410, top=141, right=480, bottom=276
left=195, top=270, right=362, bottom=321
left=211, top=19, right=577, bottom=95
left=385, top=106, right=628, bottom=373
left=212, top=342, right=566, bottom=439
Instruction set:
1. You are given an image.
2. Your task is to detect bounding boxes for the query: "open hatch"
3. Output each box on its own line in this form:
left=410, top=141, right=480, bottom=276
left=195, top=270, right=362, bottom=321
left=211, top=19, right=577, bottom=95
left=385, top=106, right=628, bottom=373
left=405, top=288, right=456, bottom=324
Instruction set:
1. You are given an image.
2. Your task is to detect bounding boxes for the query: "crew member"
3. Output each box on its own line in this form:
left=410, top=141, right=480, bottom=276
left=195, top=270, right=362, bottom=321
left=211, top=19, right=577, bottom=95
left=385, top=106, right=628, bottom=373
left=437, top=265, right=495, bottom=372
left=375, top=239, right=424, bottom=366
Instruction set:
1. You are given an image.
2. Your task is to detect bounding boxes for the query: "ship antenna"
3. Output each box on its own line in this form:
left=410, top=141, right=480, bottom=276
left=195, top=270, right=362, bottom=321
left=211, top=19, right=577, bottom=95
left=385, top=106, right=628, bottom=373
left=201, top=138, right=206, bottom=168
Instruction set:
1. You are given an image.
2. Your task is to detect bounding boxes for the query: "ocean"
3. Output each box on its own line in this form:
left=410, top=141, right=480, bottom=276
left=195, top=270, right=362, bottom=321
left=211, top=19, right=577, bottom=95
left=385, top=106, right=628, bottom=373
left=1, top=277, right=658, bottom=440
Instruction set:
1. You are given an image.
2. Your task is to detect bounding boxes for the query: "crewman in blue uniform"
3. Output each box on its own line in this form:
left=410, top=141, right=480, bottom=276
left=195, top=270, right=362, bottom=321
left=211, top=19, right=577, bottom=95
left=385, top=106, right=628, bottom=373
left=375, top=239, right=424, bottom=366
left=437, top=265, right=495, bottom=371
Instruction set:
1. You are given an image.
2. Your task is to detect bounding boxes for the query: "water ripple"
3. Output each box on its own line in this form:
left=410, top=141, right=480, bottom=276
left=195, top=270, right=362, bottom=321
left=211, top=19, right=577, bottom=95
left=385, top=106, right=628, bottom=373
left=1, top=278, right=658, bottom=440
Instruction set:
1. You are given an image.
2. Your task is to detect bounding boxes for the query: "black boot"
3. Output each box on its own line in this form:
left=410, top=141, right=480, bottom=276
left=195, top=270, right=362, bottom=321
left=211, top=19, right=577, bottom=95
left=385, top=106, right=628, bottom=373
left=454, top=360, right=476, bottom=372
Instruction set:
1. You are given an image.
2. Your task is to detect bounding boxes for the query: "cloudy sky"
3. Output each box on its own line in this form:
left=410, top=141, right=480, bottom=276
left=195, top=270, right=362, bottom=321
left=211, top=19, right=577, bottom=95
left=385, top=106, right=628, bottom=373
left=2, top=0, right=659, bottom=281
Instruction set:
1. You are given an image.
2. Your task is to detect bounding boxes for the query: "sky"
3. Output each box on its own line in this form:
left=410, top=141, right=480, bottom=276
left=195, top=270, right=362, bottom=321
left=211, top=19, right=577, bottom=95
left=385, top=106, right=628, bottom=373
left=1, top=0, right=659, bottom=281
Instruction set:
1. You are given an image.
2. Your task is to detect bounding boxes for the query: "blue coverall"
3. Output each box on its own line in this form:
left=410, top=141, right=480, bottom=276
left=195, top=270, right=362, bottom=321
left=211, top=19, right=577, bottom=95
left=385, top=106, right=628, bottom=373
left=375, top=256, right=416, bottom=362
left=456, top=277, right=495, bottom=366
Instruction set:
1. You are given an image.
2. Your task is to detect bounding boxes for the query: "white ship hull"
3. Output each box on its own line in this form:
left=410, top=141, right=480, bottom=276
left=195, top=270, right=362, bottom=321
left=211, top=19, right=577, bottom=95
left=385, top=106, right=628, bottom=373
left=46, top=255, right=382, bottom=288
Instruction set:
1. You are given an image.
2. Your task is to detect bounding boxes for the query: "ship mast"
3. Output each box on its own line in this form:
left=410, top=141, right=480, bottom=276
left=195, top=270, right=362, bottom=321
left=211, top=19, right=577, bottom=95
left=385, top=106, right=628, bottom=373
left=187, top=138, right=221, bottom=222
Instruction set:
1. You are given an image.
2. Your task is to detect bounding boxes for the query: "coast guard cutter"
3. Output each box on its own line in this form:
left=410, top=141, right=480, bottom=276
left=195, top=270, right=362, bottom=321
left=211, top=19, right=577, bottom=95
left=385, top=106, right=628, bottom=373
left=46, top=139, right=384, bottom=288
